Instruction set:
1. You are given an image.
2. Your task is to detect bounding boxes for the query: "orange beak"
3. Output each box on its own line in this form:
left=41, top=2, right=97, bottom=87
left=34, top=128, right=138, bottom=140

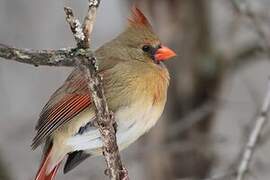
left=155, top=45, right=176, bottom=61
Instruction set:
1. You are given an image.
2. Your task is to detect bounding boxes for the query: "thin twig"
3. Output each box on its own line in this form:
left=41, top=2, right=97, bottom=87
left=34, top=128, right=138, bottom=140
left=82, top=0, right=99, bottom=48
left=64, top=1, right=128, bottom=179
left=230, top=0, right=270, bottom=57
left=64, top=7, right=85, bottom=48
left=0, top=0, right=127, bottom=179
left=236, top=78, right=270, bottom=180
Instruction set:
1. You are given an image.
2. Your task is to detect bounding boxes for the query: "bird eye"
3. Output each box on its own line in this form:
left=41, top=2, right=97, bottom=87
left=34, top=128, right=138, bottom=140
left=142, top=45, right=151, bottom=52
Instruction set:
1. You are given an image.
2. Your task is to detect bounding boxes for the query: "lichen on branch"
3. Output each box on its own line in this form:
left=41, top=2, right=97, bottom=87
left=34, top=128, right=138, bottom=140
left=0, top=43, right=77, bottom=67
left=0, top=0, right=128, bottom=180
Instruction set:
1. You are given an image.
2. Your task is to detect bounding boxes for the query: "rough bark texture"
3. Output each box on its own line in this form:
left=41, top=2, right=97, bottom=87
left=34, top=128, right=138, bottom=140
left=0, top=0, right=127, bottom=180
left=64, top=1, right=128, bottom=179
left=75, top=53, right=127, bottom=180
left=0, top=43, right=77, bottom=67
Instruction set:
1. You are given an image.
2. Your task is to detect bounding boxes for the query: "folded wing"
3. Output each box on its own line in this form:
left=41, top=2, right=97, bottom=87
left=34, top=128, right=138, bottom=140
left=32, top=68, right=92, bottom=149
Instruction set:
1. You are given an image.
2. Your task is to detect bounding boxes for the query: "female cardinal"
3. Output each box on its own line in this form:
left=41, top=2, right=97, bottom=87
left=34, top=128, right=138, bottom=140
left=32, top=7, right=176, bottom=180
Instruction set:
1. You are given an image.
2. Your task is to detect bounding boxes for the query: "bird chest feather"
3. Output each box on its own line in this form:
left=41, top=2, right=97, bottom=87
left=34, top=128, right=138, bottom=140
left=102, top=61, right=169, bottom=111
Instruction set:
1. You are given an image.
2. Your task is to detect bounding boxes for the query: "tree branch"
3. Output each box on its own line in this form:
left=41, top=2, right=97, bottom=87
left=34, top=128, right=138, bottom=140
left=0, top=43, right=77, bottom=67
left=230, top=0, right=270, bottom=57
left=82, top=0, right=99, bottom=48
left=0, top=0, right=127, bottom=179
left=236, top=77, right=270, bottom=180
left=64, top=7, right=86, bottom=48
left=64, top=1, right=128, bottom=179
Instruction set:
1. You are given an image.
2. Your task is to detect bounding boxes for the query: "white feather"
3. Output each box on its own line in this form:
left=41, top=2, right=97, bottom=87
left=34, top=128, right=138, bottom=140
left=66, top=99, right=164, bottom=154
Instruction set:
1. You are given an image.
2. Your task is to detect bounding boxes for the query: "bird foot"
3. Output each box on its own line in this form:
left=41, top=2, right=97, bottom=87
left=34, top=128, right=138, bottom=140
left=120, top=167, right=129, bottom=180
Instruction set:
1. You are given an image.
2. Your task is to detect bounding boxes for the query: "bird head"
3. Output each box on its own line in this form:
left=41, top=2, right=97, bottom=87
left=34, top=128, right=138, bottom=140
left=110, top=7, right=176, bottom=65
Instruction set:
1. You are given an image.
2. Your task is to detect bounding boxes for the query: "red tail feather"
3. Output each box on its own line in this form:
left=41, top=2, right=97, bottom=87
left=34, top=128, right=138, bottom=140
left=35, top=147, right=61, bottom=180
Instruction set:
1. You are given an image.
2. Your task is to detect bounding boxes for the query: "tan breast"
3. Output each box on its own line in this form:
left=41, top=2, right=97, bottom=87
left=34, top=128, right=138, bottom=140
left=51, top=61, right=170, bottom=157
left=102, top=60, right=170, bottom=111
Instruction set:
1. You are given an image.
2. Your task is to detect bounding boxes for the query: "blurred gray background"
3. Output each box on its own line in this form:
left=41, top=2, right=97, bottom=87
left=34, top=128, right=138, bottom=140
left=0, top=0, right=270, bottom=180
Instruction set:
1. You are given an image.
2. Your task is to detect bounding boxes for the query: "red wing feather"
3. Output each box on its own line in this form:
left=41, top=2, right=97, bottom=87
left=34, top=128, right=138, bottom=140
left=32, top=94, right=91, bottom=149
left=32, top=68, right=92, bottom=149
left=36, top=71, right=87, bottom=130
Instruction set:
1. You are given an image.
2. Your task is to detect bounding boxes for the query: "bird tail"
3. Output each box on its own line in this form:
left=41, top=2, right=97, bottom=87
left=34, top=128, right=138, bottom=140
left=34, top=146, right=61, bottom=180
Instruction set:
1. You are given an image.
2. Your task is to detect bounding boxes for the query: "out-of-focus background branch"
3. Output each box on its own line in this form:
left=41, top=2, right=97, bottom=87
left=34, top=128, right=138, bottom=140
left=236, top=78, right=270, bottom=180
left=0, top=0, right=269, bottom=179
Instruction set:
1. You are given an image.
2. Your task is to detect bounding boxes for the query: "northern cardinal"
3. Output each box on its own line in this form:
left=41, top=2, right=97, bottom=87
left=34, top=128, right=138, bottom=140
left=32, top=7, right=176, bottom=180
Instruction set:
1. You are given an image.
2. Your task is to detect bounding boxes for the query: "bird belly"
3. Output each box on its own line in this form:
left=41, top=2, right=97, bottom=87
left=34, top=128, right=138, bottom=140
left=66, top=100, right=164, bottom=155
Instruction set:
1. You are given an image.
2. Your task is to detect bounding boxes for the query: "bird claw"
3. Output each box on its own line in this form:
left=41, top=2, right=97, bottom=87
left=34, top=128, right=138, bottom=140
left=120, top=167, right=129, bottom=180
left=104, top=168, right=129, bottom=180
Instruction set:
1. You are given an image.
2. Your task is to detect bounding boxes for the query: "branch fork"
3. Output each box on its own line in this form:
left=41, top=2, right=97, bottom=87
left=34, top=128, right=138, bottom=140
left=0, top=0, right=128, bottom=179
left=64, top=1, right=128, bottom=179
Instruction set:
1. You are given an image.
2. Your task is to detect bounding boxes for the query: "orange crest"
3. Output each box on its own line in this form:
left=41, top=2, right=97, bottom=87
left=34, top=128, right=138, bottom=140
left=128, top=6, right=152, bottom=29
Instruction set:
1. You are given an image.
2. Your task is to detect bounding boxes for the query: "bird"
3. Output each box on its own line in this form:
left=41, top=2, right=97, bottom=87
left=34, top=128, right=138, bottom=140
left=32, top=7, right=176, bottom=180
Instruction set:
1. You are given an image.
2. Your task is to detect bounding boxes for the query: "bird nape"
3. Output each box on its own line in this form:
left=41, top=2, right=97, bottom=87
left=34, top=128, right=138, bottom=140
left=33, top=6, right=176, bottom=180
